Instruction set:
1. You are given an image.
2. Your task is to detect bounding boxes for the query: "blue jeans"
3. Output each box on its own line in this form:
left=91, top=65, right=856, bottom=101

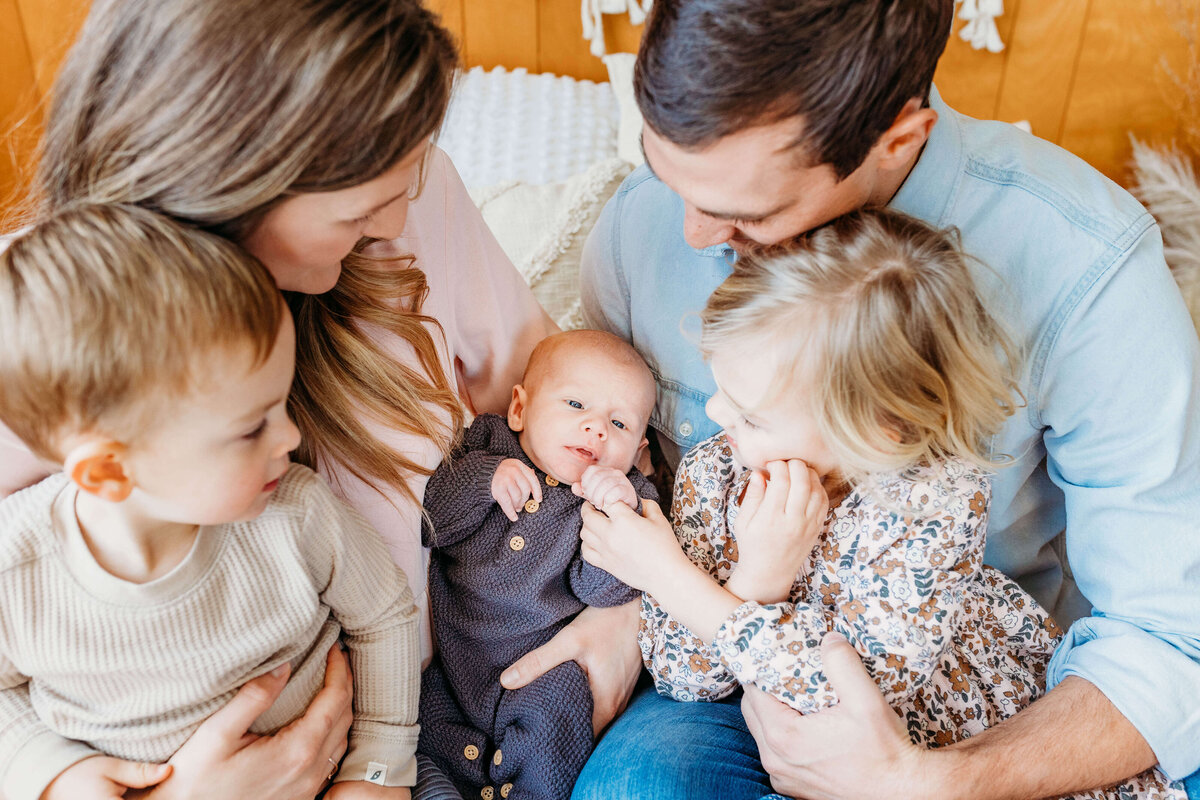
left=571, top=684, right=773, bottom=800
left=574, top=685, right=1200, bottom=800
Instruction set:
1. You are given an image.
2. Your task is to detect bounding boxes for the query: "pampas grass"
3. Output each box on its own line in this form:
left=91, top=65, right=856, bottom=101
left=1130, top=138, right=1200, bottom=333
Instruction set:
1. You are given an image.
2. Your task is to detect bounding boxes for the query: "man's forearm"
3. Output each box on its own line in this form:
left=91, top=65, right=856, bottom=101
left=927, top=676, right=1156, bottom=800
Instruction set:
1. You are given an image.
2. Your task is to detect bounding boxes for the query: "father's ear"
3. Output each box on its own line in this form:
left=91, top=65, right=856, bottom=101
left=507, top=385, right=529, bottom=432
left=64, top=439, right=134, bottom=502
left=875, top=98, right=938, bottom=171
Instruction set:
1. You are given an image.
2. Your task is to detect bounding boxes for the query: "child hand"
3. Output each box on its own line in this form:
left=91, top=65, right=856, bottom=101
left=731, top=459, right=828, bottom=600
left=491, top=458, right=543, bottom=522
left=580, top=500, right=685, bottom=593
left=572, top=465, right=639, bottom=512
left=325, top=780, right=412, bottom=799
left=42, top=755, right=172, bottom=799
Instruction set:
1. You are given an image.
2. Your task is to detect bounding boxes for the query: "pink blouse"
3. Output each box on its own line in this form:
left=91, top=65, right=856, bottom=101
left=0, top=147, right=556, bottom=663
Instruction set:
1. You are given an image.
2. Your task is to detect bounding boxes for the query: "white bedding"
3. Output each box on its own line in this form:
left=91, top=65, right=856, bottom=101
left=437, top=66, right=621, bottom=189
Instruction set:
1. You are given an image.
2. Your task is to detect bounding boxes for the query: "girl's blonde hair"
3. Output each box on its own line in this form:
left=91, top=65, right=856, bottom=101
left=701, top=209, right=1022, bottom=483
left=0, top=204, right=283, bottom=462
left=34, top=0, right=463, bottom=505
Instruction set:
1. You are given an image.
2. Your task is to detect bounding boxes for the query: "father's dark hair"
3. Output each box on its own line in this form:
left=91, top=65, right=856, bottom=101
left=635, top=0, right=954, bottom=179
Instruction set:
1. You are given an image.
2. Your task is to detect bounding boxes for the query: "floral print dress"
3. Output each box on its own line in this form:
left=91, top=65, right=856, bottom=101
left=639, top=434, right=1185, bottom=800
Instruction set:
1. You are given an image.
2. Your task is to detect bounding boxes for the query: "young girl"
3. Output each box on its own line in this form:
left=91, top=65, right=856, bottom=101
left=579, top=209, right=1184, bottom=799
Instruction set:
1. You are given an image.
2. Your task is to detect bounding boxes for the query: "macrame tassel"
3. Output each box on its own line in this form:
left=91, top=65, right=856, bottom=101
left=581, top=0, right=655, bottom=56
left=956, top=0, right=1005, bottom=53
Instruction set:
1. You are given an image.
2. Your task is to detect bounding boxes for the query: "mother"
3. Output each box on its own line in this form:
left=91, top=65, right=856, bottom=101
left=0, top=0, right=642, bottom=796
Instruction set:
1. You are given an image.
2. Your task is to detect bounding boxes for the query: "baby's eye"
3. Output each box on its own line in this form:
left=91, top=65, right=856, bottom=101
left=567, top=400, right=583, bottom=409
left=740, top=415, right=759, bottom=430
left=243, top=420, right=267, bottom=440
left=611, top=419, right=626, bottom=430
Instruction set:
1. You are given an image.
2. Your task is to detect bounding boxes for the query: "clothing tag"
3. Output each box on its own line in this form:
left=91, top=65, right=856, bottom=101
left=366, top=762, right=387, bottom=785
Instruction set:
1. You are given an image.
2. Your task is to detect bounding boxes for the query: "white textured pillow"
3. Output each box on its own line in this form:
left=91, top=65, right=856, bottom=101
left=603, top=53, right=644, bottom=166
left=470, top=158, right=634, bottom=330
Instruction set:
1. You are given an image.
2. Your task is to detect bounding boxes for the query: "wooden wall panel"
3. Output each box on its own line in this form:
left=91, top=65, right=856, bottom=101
left=933, top=0, right=1024, bottom=122
left=1059, top=0, right=1192, bottom=182
left=461, top=0, right=538, bottom=72
left=15, top=0, right=88, bottom=97
left=4, top=0, right=1197, bottom=218
left=0, top=0, right=42, bottom=221
left=991, top=0, right=1090, bottom=141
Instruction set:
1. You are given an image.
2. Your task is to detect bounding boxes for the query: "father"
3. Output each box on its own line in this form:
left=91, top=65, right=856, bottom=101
left=574, top=0, right=1200, bottom=798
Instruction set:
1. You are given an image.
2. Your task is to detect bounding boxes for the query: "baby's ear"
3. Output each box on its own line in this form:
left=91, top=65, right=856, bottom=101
left=635, top=436, right=651, bottom=476
left=64, top=439, right=134, bottom=502
left=507, top=384, right=529, bottom=432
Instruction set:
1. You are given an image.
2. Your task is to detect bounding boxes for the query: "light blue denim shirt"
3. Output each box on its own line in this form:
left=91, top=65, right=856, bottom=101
left=580, top=88, right=1200, bottom=779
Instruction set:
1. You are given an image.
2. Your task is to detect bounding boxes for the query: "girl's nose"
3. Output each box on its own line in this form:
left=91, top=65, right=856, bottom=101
left=277, top=416, right=302, bottom=456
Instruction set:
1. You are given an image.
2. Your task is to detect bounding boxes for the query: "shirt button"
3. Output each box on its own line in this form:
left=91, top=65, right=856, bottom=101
left=524, top=499, right=540, bottom=513
left=544, top=475, right=559, bottom=486
left=493, top=749, right=503, bottom=766
left=482, top=787, right=495, bottom=800
left=501, top=784, right=513, bottom=798
left=509, top=535, right=525, bottom=551
left=464, top=744, right=479, bottom=760
left=678, top=420, right=694, bottom=437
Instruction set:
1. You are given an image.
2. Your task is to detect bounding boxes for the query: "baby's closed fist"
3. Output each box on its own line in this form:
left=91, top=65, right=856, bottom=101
left=572, top=465, right=638, bottom=513
left=492, top=458, right=542, bottom=522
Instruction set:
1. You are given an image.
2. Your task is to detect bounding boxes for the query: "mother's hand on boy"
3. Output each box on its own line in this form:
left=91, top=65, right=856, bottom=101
left=130, top=645, right=354, bottom=800
left=741, top=634, right=928, bottom=800
left=578, top=500, right=680, bottom=593
left=500, top=601, right=643, bottom=737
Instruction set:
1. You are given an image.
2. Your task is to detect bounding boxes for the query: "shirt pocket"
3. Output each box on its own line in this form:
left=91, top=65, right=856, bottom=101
left=650, top=375, right=719, bottom=451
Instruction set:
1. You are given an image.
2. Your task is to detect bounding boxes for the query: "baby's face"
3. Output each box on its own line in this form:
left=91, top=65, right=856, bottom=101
left=510, top=348, right=654, bottom=485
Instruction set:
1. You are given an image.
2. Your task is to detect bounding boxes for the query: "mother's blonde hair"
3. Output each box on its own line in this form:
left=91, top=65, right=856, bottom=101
left=701, top=209, right=1022, bottom=484
left=35, top=0, right=463, bottom=505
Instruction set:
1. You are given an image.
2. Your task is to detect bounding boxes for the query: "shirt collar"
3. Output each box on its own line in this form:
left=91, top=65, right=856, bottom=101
left=888, top=85, right=964, bottom=227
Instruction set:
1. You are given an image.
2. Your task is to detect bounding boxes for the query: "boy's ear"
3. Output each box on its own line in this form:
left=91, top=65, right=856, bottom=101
left=64, top=439, right=134, bottom=502
left=874, top=98, right=937, bottom=171
left=507, top=385, right=529, bottom=432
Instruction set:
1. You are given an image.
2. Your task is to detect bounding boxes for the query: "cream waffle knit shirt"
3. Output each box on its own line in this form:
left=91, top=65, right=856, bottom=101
left=0, top=464, right=420, bottom=800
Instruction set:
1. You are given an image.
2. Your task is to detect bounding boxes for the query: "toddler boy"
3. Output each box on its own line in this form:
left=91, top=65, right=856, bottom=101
left=418, top=330, right=658, bottom=800
left=0, top=205, right=420, bottom=800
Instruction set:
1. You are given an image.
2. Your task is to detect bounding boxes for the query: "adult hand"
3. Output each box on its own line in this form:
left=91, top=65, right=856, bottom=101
left=730, top=460, right=827, bottom=602
left=578, top=500, right=686, bottom=593
left=130, top=645, right=354, bottom=800
left=41, top=755, right=171, bottom=799
left=741, top=633, right=929, bottom=800
left=491, top=458, right=542, bottom=522
left=501, top=601, right=642, bottom=737
left=572, top=465, right=638, bottom=513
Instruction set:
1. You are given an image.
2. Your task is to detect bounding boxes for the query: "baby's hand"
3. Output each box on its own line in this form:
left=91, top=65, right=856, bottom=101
left=42, top=755, right=172, bottom=799
left=732, top=459, right=828, bottom=599
left=325, top=780, right=412, bottom=799
left=572, top=465, right=639, bottom=513
left=491, top=458, right=542, bottom=522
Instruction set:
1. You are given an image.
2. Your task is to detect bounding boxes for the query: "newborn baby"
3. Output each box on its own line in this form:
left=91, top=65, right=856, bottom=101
left=418, top=329, right=658, bottom=800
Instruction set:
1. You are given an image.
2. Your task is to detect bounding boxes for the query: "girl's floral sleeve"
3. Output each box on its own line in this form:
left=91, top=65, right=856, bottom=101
left=637, top=437, right=742, bottom=702
left=711, top=464, right=991, bottom=714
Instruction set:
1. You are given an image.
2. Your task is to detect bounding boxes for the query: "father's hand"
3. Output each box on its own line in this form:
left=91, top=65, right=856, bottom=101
left=741, top=633, right=931, bottom=800
left=131, top=645, right=354, bottom=800
left=501, top=601, right=642, bottom=737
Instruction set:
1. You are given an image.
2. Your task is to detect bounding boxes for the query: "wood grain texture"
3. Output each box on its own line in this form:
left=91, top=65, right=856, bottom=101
left=1059, top=0, right=1192, bottom=182
left=15, top=0, right=87, bottom=96
left=462, top=0, right=538, bottom=72
left=934, top=0, right=1023, bottom=122
left=0, top=0, right=43, bottom=220
left=990, top=0, right=1090, bottom=141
